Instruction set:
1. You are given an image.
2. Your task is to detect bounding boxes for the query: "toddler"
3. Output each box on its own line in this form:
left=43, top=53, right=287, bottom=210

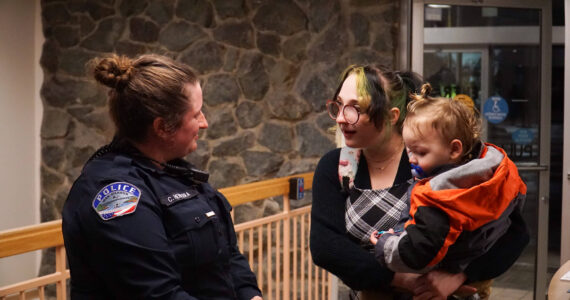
left=370, top=84, right=527, bottom=297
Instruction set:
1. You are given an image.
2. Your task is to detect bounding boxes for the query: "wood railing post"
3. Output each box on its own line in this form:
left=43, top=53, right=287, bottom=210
left=282, top=194, right=291, bottom=300
left=329, top=273, right=337, bottom=300
left=267, top=224, right=272, bottom=300
left=300, top=214, right=306, bottom=300
left=55, top=246, right=66, bottom=300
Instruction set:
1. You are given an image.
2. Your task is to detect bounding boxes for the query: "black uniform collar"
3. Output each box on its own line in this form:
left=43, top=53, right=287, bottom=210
left=89, top=136, right=209, bottom=184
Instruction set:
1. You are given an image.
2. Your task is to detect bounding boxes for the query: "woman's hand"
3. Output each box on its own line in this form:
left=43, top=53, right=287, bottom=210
left=391, top=272, right=421, bottom=293
left=250, top=296, right=263, bottom=300
left=412, top=270, right=476, bottom=300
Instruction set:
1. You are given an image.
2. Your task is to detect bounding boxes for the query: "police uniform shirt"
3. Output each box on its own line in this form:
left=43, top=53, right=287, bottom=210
left=62, top=149, right=262, bottom=300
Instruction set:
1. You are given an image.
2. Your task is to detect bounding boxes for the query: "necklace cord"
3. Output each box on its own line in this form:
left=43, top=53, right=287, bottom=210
left=366, top=144, right=403, bottom=171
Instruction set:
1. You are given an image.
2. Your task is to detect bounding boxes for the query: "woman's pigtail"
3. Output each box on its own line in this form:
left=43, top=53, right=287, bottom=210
left=397, top=71, right=424, bottom=102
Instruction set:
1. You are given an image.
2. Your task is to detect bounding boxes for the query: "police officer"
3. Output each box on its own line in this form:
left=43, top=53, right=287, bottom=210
left=62, top=54, right=263, bottom=300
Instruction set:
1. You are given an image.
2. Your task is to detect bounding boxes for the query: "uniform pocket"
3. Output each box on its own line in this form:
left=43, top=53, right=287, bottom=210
left=163, top=195, right=221, bottom=266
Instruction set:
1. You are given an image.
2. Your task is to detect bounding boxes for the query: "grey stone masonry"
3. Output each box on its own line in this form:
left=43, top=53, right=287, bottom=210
left=39, top=0, right=400, bottom=266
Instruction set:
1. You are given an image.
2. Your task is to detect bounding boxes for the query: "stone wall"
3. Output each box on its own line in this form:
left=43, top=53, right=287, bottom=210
left=39, top=0, right=399, bottom=283
left=41, top=0, right=399, bottom=221
left=40, top=0, right=400, bottom=221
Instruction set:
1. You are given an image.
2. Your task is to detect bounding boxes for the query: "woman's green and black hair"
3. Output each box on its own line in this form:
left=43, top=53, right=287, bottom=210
left=332, top=64, right=423, bottom=134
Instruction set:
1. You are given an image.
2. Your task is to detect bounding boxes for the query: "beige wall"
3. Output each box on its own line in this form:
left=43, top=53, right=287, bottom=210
left=562, top=0, right=570, bottom=263
left=0, top=0, right=43, bottom=285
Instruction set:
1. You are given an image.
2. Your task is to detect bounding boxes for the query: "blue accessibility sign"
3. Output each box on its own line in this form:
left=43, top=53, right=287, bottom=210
left=483, top=96, right=508, bottom=124
left=512, top=128, right=535, bottom=145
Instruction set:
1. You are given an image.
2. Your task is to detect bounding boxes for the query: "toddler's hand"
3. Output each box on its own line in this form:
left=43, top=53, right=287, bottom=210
left=370, top=228, right=396, bottom=245
left=369, top=231, right=379, bottom=245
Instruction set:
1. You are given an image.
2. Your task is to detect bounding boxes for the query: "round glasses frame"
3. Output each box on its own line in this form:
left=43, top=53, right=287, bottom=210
left=326, top=100, right=361, bottom=125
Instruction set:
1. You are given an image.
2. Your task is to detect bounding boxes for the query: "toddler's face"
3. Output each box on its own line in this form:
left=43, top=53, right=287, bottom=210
left=402, top=122, right=456, bottom=175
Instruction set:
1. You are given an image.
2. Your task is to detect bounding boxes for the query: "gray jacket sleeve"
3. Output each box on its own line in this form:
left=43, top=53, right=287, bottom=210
left=374, top=231, right=435, bottom=274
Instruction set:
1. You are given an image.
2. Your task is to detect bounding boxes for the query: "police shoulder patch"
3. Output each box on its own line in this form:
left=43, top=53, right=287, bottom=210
left=92, top=182, right=141, bottom=221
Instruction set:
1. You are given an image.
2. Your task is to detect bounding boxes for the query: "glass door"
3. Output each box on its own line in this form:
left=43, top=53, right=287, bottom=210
left=424, top=50, right=485, bottom=103
left=423, top=49, right=489, bottom=138
left=412, top=1, right=552, bottom=299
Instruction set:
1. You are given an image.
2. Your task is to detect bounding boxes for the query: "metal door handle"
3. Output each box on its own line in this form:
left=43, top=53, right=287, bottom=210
left=515, top=164, right=548, bottom=171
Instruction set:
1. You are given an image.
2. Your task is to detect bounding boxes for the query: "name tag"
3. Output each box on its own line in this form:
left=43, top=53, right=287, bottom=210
left=159, top=189, right=199, bottom=207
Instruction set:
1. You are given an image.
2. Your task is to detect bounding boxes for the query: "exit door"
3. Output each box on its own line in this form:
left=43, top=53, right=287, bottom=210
left=411, top=1, right=552, bottom=299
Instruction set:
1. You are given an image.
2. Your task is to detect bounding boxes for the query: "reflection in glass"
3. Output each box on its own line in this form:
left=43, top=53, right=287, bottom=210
left=488, top=46, right=540, bottom=164
left=424, top=51, right=481, bottom=106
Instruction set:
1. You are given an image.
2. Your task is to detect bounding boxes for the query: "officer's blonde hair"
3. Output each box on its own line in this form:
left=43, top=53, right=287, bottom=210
left=91, top=54, right=198, bottom=142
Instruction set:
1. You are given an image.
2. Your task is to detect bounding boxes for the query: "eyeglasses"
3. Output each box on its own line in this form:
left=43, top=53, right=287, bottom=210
left=326, top=100, right=361, bottom=125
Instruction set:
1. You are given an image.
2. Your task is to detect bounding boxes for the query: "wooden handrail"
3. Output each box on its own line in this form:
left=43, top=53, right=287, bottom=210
left=219, top=172, right=313, bottom=206
left=1, top=172, right=331, bottom=300
left=0, top=270, right=70, bottom=295
left=0, top=172, right=314, bottom=259
left=0, top=220, right=63, bottom=258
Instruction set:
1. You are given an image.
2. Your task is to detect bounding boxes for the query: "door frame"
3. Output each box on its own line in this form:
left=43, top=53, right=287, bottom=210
left=563, top=0, right=570, bottom=266
left=410, top=1, right=552, bottom=299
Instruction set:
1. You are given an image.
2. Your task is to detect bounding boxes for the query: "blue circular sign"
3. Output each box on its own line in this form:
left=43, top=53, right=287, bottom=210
left=483, top=96, right=509, bottom=124
left=512, top=128, right=534, bottom=145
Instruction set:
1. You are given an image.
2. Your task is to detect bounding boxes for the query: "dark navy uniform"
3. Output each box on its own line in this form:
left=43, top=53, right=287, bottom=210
left=62, top=142, right=262, bottom=299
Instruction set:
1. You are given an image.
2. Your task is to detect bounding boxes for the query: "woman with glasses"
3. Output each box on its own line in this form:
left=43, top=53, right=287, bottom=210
left=309, top=65, right=529, bottom=299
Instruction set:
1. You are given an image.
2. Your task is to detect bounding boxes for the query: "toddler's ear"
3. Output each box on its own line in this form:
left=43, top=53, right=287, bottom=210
left=449, top=139, right=463, bottom=161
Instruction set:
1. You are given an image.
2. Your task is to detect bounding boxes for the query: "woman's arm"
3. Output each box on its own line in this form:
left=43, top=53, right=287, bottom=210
left=63, top=181, right=198, bottom=299
left=310, top=150, right=395, bottom=291
left=391, top=273, right=421, bottom=293
left=228, top=236, right=264, bottom=300
left=413, top=271, right=476, bottom=300
left=217, top=191, right=263, bottom=300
